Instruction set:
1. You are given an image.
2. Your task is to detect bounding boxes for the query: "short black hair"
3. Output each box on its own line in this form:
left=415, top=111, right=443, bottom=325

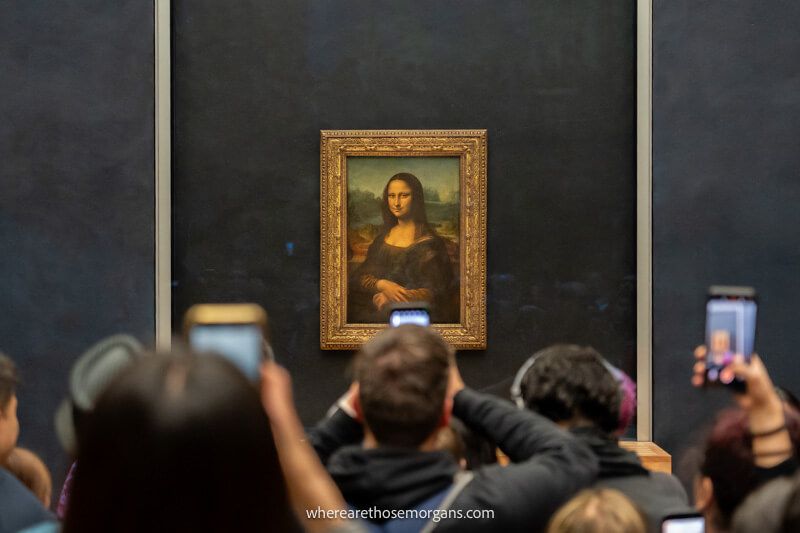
left=0, top=354, right=18, bottom=410
left=520, top=344, right=620, bottom=433
left=355, top=325, right=452, bottom=448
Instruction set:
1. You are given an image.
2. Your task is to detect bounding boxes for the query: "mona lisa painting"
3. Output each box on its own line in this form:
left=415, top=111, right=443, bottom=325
left=320, top=130, right=487, bottom=349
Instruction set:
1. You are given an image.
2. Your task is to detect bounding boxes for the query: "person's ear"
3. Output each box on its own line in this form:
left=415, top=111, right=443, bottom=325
left=694, top=475, right=715, bottom=512
left=352, top=393, right=364, bottom=423
left=438, top=397, right=453, bottom=429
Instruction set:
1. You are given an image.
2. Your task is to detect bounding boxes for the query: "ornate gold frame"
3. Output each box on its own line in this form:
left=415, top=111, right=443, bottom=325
left=320, top=129, right=487, bottom=350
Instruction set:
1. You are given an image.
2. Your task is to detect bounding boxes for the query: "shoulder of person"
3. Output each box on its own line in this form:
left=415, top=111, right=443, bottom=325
left=0, top=469, right=55, bottom=532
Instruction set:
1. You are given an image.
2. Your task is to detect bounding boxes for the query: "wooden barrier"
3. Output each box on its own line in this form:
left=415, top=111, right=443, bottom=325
left=496, top=441, right=672, bottom=474
left=619, top=441, right=672, bottom=473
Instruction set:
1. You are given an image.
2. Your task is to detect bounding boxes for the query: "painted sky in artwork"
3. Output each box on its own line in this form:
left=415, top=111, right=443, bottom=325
left=347, top=156, right=460, bottom=203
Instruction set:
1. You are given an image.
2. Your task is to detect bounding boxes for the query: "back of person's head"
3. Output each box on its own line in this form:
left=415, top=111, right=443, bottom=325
left=699, top=408, right=800, bottom=530
left=779, top=474, right=800, bottom=532
left=517, top=344, right=621, bottom=434
left=0, top=353, right=19, bottom=461
left=63, top=352, right=292, bottom=533
left=776, top=386, right=800, bottom=414
left=55, top=334, right=143, bottom=456
left=731, top=476, right=795, bottom=533
left=546, top=488, right=647, bottom=533
left=448, top=416, right=498, bottom=469
left=355, top=325, right=452, bottom=448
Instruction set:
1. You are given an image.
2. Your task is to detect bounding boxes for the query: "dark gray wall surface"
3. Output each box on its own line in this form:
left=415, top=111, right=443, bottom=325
left=0, top=1, right=155, bottom=494
left=653, top=0, right=800, bottom=468
left=172, top=0, right=637, bottom=425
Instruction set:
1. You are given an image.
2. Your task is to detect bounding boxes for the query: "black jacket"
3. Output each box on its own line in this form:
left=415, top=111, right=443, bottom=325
left=311, top=388, right=599, bottom=532
left=570, top=427, right=692, bottom=532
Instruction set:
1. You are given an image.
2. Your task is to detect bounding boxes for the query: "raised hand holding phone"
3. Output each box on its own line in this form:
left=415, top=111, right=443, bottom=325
left=692, top=348, right=792, bottom=467
left=703, top=286, right=757, bottom=389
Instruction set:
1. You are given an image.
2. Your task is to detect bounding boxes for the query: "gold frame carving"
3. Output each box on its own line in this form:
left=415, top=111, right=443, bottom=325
left=320, top=129, right=487, bottom=350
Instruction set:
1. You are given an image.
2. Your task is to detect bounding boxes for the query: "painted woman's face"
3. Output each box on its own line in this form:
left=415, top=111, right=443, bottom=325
left=387, top=180, right=413, bottom=220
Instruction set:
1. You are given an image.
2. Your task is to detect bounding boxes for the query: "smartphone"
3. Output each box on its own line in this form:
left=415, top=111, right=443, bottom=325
left=388, top=303, right=431, bottom=328
left=705, top=286, right=757, bottom=388
left=183, top=303, right=270, bottom=381
left=662, top=513, right=704, bottom=533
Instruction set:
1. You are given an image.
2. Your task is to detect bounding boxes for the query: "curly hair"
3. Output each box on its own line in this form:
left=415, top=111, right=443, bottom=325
left=520, top=345, right=621, bottom=434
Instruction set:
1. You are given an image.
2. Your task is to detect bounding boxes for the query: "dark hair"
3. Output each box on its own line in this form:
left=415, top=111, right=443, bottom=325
left=63, top=353, right=293, bottom=533
left=380, top=172, right=433, bottom=239
left=449, top=416, right=498, bottom=469
left=520, top=345, right=620, bottom=433
left=776, top=386, right=800, bottom=413
left=0, top=354, right=18, bottom=410
left=355, top=325, right=452, bottom=448
left=701, top=408, right=800, bottom=529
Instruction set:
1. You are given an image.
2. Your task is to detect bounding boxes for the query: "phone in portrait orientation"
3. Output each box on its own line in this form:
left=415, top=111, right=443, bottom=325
left=183, top=303, right=271, bottom=382
left=704, top=286, right=757, bottom=389
left=662, top=513, right=705, bottom=533
left=388, top=302, right=431, bottom=328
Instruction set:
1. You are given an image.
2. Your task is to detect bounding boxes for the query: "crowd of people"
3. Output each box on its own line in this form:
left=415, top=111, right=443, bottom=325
left=1, top=325, right=799, bottom=532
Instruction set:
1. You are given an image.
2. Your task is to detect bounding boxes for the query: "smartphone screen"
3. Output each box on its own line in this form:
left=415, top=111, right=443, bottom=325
left=189, top=324, right=263, bottom=381
left=662, top=514, right=704, bottom=533
left=705, top=290, right=757, bottom=385
left=389, top=308, right=431, bottom=328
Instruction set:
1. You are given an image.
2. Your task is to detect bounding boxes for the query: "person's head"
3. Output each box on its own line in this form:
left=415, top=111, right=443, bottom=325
left=381, top=172, right=429, bottom=229
left=775, top=386, right=800, bottom=414
left=0, top=354, right=20, bottom=462
left=55, top=334, right=143, bottom=456
left=448, top=416, right=498, bottom=470
left=514, top=345, right=623, bottom=434
left=731, top=475, right=795, bottom=533
left=696, top=408, right=800, bottom=532
left=354, top=325, right=452, bottom=449
left=63, top=352, right=292, bottom=533
left=546, top=488, right=647, bottom=533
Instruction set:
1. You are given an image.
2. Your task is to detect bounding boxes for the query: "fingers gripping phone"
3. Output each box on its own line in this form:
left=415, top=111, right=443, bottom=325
left=183, top=303, right=271, bottom=381
left=705, top=286, right=757, bottom=389
left=388, top=302, right=431, bottom=328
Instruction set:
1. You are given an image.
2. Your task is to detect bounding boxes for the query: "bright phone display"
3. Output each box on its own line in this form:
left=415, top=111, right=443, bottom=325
left=662, top=513, right=705, bottom=533
left=705, top=286, right=757, bottom=387
left=389, top=307, right=431, bottom=328
left=183, top=303, right=269, bottom=382
left=189, top=324, right=263, bottom=381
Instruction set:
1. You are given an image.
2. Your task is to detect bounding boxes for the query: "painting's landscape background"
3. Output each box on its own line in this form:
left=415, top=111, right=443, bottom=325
left=347, top=156, right=460, bottom=265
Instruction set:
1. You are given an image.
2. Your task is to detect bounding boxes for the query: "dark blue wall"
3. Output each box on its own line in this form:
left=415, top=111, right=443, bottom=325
left=10, top=0, right=797, bottom=503
left=652, top=0, right=800, bottom=477
left=0, top=1, right=155, bottom=495
left=170, top=0, right=638, bottom=426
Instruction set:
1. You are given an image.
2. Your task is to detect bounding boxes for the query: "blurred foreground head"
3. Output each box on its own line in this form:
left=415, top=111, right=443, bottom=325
left=63, top=352, right=292, bottom=533
left=547, top=488, right=647, bottom=533
left=55, top=335, right=143, bottom=456
left=697, top=408, right=800, bottom=531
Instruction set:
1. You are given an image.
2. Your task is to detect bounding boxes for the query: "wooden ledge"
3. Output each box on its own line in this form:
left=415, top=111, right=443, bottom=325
left=619, top=441, right=672, bottom=473
left=496, top=441, right=672, bottom=474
